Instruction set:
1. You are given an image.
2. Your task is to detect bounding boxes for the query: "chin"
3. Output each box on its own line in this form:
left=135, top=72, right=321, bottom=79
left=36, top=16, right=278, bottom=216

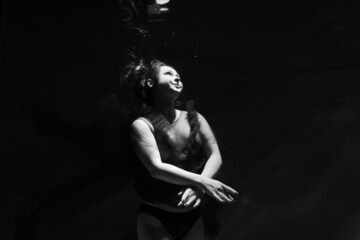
left=169, top=87, right=182, bottom=94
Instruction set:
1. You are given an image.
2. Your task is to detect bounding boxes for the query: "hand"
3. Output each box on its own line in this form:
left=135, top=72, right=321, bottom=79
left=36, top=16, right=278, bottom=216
left=177, top=187, right=204, bottom=208
left=199, top=176, right=238, bottom=203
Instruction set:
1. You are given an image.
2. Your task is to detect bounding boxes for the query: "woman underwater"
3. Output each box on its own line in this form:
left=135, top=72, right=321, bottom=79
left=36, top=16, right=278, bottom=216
left=130, top=60, right=238, bottom=240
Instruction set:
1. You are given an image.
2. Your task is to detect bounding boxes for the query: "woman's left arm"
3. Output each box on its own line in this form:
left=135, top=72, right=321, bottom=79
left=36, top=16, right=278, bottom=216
left=198, top=113, right=222, bottom=179
left=179, top=112, right=237, bottom=207
left=178, top=113, right=225, bottom=207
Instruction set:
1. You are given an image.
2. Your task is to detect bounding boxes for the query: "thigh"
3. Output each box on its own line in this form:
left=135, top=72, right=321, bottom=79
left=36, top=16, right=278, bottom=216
left=137, top=212, right=174, bottom=240
left=181, top=217, right=204, bottom=240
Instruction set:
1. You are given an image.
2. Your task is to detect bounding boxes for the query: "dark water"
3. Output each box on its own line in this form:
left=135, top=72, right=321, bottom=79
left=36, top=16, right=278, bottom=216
left=2, top=1, right=360, bottom=240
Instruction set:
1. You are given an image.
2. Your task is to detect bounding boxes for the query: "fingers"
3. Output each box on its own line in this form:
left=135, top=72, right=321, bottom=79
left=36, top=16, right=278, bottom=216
left=228, top=194, right=235, bottom=201
left=178, top=188, right=204, bottom=208
left=221, top=184, right=239, bottom=196
left=181, top=188, right=191, bottom=202
left=183, top=195, right=196, bottom=207
left=212, top=191, right=236, bottom=204
left=193, top=198, right=201, bottom=208
left=210, top=191, right=225, bottom=203
left=178, top=188, right=191, bottom=207
left=217, top=189, right=233, bottom=203
left=218, top=185, right=238, bottom=203
left=206, top=186, right=236, bottom=203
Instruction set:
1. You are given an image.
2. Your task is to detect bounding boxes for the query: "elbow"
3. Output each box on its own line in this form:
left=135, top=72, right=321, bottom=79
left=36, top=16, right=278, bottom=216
left=207, top=153, right=222, bottom=169
left=147, top=164, right=163, bottom=179
left=219, top=157, right=223, bottom=167
left=218, top=158, right=223, bottom=170
left=215, top=153, right=223, bottom=167
left=148, top=167, right=160, bottom=178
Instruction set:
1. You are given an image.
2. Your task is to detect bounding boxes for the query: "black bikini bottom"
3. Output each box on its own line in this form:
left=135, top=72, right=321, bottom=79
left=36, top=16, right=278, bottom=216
left=138, top=203, right=201, bottom=240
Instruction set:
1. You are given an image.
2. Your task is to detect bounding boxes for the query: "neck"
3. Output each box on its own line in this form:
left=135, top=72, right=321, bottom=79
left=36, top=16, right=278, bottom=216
left=153, top=96, right=177, bottom=122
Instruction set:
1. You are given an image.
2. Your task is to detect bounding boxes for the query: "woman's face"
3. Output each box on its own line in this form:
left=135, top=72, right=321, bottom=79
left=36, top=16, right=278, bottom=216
left=153, top=65, right=183, bottom=97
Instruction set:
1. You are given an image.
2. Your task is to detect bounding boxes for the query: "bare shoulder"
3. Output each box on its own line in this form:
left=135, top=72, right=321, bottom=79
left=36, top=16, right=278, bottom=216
left=195, top=111, right=207, bottom=124
left=131, top=117, right=154, bottom=133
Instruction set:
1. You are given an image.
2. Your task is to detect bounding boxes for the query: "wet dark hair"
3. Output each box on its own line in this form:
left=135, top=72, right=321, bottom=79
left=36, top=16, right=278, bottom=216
left=131, top=59, right=166, bottom=106
left=130, top=59, right=203, bottom=167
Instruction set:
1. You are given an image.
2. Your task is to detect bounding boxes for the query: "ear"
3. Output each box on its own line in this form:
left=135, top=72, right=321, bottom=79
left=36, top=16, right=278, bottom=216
left=146, top=79, right=154, bottom=88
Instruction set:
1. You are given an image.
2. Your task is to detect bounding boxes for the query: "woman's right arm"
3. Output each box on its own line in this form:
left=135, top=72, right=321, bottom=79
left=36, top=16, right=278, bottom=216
left=130, top=119, right=237, bottom=203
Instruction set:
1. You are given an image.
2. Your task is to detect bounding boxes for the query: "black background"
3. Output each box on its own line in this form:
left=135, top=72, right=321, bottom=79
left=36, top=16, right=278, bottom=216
left=2, top=0, right=360, bottom=239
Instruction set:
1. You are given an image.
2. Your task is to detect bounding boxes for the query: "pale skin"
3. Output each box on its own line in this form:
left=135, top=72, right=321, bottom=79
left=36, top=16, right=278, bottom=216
left=131, top=65, right=238, bottom=240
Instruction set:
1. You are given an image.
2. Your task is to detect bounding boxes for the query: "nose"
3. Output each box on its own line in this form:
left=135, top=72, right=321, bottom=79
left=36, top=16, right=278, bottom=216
left=174, top=78, right=180, bottom=84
